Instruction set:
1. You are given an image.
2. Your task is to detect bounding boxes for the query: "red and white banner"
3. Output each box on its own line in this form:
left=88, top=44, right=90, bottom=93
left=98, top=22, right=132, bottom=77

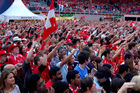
left=42, top=0, right=57, bottom=40
left=130, top=21, right=136, bottom=30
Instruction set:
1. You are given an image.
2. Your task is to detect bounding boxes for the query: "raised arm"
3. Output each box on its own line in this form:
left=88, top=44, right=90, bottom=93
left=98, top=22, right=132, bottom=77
left=98, top=46, right=106, bottom=57
left=26, top=41, right=37, bottom=63
left=41, top=53, right=48, bottom=66
left=47, top=40, right=64, bottom=59
left=59, top=49, right=77, bottom=67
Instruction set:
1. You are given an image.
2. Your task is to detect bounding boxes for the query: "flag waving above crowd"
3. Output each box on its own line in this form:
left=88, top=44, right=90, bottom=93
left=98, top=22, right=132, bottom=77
left=42, top=0, right=57, bottom=40
left=0, top=0, right=140, bottom=93
left=130, top=21, right=136, bottom=30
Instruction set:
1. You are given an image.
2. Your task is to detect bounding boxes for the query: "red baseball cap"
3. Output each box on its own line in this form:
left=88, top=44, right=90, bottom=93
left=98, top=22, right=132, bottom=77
left=8, top=43, right=20, bottom=52
left=66, top=39, right=72, bottom=43
left=0, top=50, right=8, bottom=56
left=83, top=35, right=89, bottom=40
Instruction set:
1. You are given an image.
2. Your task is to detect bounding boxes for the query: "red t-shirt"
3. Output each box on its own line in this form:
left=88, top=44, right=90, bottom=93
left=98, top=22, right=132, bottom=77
left=34, top=63, right=51, bottom=83
left=8, top=54, right=24, bottom=65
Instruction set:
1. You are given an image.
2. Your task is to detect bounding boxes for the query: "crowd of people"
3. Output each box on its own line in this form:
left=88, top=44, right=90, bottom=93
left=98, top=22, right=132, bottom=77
left=24, top=0, right=140, bottom=14
left=0, top=19, right=140, bottom=93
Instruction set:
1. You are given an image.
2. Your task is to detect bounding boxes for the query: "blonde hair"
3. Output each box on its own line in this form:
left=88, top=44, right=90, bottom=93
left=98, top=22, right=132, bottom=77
left=131, top=75, right=140, bottom=91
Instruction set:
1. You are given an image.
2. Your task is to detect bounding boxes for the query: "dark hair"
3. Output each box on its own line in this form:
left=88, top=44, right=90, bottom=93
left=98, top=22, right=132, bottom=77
left=95, top=67, right=111, bottom=79
left=128, top=42, right=136, bottom=50
left=34, top=54, right=43, bottom=65
left=94, top=37, right=99, bottom=42
left=87, top=41, right=93, bottom=47
left=0, top=64, right=7, bottom=72
left=111, top=78, right=125, bottom=93
left=120, top=40, right=125, bottom=44
left=19, top=46, right=26, bottom=55
left=91, top=35, right=94, bottom=40
left=72, top=39, right=80, bottom=45
left=102, top=48, right=111, bottom=57
left=80, top=77, right=93, bottom=92
left=103, top=63, right=112, bottom=69
left=95, top=57, right=102, bottom=63
left=66, top=70, right=79, bottom=84
left=59, top=37, right=65, bottom=41
left=27, top=42, right=32, bottom=49
left=90, top=55, right=96, bottom=62
left=67, top=43, right=72, bottom=46
left=105, top=37, right=111, bottom=45
left=125, top=58, right=134, bottom=71
left=49, top=67, right=60, bottom=79
left=92, top=56, right=102, bottom=70
left=28, top=73, right=41, bottom=93
left=49, top=46, right=55, bottom=52
left=82, top=47, right=90, bottom=53
left=100, top=39, right=104, bottom=46
left=118, top=64, right=130, bottom=74
left=52, top=81, right=69, bottom=93
left=78, top=51, right=90, bottom=64
left=109, top=35, right=114, bottom=39
left=124, top=53, right=133, bottom=60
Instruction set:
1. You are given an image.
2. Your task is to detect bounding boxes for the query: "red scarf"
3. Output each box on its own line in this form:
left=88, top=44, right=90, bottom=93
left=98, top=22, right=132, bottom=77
left=69, top=84, right=79, bottom=93
left=118, top=48, right=125, bottom=66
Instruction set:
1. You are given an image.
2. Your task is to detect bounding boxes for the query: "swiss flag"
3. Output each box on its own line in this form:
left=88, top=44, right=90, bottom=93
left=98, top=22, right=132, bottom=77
left=130, top=21, right=136, bottom=30
left=42, top=0, right=57, bottom=40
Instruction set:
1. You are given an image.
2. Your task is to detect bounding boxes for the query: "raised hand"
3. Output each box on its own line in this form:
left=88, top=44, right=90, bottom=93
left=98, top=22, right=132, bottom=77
left=117, top=82, right=135, bottom=93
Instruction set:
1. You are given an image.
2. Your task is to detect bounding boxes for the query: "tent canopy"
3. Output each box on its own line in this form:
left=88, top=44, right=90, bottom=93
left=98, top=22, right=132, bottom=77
left=0, top=0, right=44, bottom=21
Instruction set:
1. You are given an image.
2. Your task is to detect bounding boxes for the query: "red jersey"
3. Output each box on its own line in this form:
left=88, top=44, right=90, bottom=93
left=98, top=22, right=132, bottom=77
left=8, top=54, right=24, bottom=65
left=33, top=63, right=51, bottom=83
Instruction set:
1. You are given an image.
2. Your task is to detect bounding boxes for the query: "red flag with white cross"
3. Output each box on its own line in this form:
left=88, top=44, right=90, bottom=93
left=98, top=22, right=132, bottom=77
left=42, top=0, right=57, bottom=40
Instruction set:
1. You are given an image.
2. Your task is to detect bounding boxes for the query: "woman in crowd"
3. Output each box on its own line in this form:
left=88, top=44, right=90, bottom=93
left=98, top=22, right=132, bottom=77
left=0, top=70, right=20, bottom=93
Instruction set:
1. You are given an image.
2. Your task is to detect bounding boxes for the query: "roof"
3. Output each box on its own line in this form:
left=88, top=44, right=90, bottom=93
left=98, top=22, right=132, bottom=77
left=1, top=0, right=44, bottom=21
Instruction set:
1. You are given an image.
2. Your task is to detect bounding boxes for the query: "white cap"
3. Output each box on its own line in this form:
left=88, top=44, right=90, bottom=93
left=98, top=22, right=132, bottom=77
left=13, top=36, right=21, bottom=41
left=101, top=34, right=106, bottom=39
left=22, top=38, right=27, bottom=41
left=105, top=31, right=109, bottom=35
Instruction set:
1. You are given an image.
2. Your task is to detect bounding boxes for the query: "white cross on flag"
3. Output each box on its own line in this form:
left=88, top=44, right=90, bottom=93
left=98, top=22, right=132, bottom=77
left=42, top=0, right=57, bottom=40
left=130, top=21, right=136, bottom=30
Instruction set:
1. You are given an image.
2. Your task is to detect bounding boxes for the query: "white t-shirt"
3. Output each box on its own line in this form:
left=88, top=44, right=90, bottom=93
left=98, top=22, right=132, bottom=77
left=0, top=85, right=20, bottom=93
